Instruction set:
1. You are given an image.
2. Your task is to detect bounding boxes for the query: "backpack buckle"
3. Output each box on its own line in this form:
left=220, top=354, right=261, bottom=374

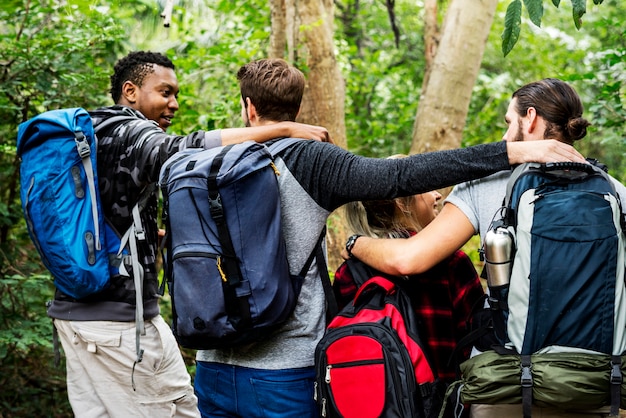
left=610, top=359, right=622, bottom=385
left=209, top=195, right=224, bottom=222
left=74, top=130, right=91, bottom=159
left=520, top=356, right=533, bottom=388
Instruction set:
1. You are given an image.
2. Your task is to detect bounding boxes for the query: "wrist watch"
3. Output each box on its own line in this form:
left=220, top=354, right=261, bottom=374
left=345, top=234, right=362, bottom=258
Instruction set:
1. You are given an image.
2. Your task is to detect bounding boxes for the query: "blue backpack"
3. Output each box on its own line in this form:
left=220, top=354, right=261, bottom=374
left=458, top=161, right=626, bottom=418
left=159, top=139, right=329, bottom=349
left=17, top=108, right=147, bottom=300
left=502, top=162, right=626, bottom=357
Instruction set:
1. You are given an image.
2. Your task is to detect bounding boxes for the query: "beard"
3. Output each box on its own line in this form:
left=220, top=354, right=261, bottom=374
left=514, top=118, right=524, bottom=142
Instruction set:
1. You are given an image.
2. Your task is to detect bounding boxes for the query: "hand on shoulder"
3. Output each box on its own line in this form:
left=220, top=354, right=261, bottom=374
left=283, top=121, right=333, bottom=143
left=506, top=140, right=587, bottom=165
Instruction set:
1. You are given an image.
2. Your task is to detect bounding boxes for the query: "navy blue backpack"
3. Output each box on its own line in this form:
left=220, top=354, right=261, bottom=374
left=502, top=162, right=626, bottom=357
left=457, top=161, right=626, bottom=418
left=159, top=139, right=328, bottom=349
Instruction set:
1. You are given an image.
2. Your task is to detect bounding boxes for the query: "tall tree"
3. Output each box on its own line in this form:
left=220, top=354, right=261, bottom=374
left=411, top=0, right=499, bottom=154
left=269, top=0, right=348, bottom=269
left=421, top=0, right=440, bottom=90
left=269, top=0, right=288, bottom=58
left=297, top=0, right=347, bottom=148
left=270, top=0, right=347, bottom=148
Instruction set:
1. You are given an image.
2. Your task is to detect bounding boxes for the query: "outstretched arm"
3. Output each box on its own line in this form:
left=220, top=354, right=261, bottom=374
left=347, top=203, right=476, bottom=276
left=506, top=140, right=586, bottom=164
left=220, top=122, right=332, bottom=145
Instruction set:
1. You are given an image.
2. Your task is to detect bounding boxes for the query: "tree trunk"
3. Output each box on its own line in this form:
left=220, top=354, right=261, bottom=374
left=297, top=0, right=348, bottom=271
left=295, top=0, right=346, bottom=149
left=421, top=0, right=439, bottom=91
left=269, top=0, right=346, bottom=148
left=269, top=0, right=286, bottom=58
left=270, top=0, right=348, bottom=271
left=410, top=0, right=498, bottom=154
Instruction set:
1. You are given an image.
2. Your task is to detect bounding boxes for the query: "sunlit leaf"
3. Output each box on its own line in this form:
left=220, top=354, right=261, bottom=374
left=524, top=0, right=544, bottom=27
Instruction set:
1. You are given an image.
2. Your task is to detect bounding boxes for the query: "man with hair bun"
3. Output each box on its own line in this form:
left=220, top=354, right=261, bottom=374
left=347, top=78, right=626, bottom=418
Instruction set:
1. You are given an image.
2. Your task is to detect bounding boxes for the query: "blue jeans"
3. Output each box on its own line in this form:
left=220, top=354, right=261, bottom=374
left=195, top=361, right=317, bottom=418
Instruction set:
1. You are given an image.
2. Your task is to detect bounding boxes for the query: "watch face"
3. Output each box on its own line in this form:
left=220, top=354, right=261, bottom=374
left=346, top=235, right=359, bottom=253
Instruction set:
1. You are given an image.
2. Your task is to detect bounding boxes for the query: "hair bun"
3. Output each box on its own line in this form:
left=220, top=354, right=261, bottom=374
left=566, top=116, right=591, bottom=142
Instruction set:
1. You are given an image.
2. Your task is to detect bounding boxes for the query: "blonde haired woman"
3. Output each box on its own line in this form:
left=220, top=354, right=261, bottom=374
left=335, top=156, right=484, bottom=384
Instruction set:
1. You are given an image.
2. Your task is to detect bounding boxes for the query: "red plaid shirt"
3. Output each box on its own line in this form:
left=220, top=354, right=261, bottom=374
left=333, top=250, right=484, bottom=383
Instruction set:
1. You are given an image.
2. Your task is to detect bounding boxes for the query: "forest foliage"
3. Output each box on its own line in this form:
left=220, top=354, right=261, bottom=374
left=0, top=0, right=624, bottom=416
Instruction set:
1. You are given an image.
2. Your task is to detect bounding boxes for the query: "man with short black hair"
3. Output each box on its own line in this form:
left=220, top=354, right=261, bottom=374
left=48, top=51, right=331, bottom=417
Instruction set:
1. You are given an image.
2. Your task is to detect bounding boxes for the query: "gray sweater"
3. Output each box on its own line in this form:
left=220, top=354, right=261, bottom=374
left=197, top=139, right=511, bottom=369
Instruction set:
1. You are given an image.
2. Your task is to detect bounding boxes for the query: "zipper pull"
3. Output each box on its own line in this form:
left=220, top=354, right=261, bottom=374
left=531, top=193, right=544, bottom=204
left=270, top=161, right=280, bottom=176
left=325, top=365, right=332, bottom=383
left=321, top=398, right=327, bottom=417
left=313, top=381, right=318, bottom=401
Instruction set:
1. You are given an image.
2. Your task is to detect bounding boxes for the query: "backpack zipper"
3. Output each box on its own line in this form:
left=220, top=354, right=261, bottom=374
left=324, top=359, right=384, bottom=383
left=24, top=176, right=46, bottom=264
left=172, top=251, right=219, bottom=260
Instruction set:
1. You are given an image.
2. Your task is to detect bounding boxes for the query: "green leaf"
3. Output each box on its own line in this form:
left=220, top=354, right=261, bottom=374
left=524, top=0, right=544, bottom=27
left=502, top=0, right=522, bottom=56
left=571, top=0, right=586, bottom=29
left=551, top=0, right=561, bottom=6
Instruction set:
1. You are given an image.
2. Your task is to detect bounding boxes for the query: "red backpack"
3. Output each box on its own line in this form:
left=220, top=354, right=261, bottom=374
left=314, top=259, right=445, bottom=418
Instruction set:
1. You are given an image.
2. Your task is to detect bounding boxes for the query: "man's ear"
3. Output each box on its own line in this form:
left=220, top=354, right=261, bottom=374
left=120, top=80, right=137, bottom=105
left=526, top=106, right=539, bottom=133
left=246, top=97, right=258, bottom=123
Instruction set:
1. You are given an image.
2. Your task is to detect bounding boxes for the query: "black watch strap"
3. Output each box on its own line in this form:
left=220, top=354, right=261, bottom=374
left=345, top=234, right=362, bottom=258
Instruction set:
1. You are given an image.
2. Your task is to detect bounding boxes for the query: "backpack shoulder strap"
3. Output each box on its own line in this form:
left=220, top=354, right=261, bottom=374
left=586, top=157, right=609, bottom=173
left=504, top=163, right=532, bottom=206
left=113, top=183, right=156, bottom=382
left=266, top=137, right=303, bottom=157
left=345, top=257, right=376, bottom=288
left=203, top=145, right=252, bottom=328
left=345, top=257, right=394, bottom=289
left=297, top=228, right=338, bottom=323
left=92, top=114, right=136, bottom=136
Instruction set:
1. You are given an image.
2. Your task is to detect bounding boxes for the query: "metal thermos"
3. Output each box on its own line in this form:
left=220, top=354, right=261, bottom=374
left=483, top=226, right=514, bottom=287
left=483, top=225, right=514, bottom=346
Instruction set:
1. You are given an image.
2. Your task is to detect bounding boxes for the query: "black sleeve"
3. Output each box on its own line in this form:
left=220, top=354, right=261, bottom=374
left=278, top=141, right=510, bottom=211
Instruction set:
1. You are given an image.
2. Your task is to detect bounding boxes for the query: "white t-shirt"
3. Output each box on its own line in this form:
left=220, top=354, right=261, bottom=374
left=446, top=167, right=626, bottom=247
